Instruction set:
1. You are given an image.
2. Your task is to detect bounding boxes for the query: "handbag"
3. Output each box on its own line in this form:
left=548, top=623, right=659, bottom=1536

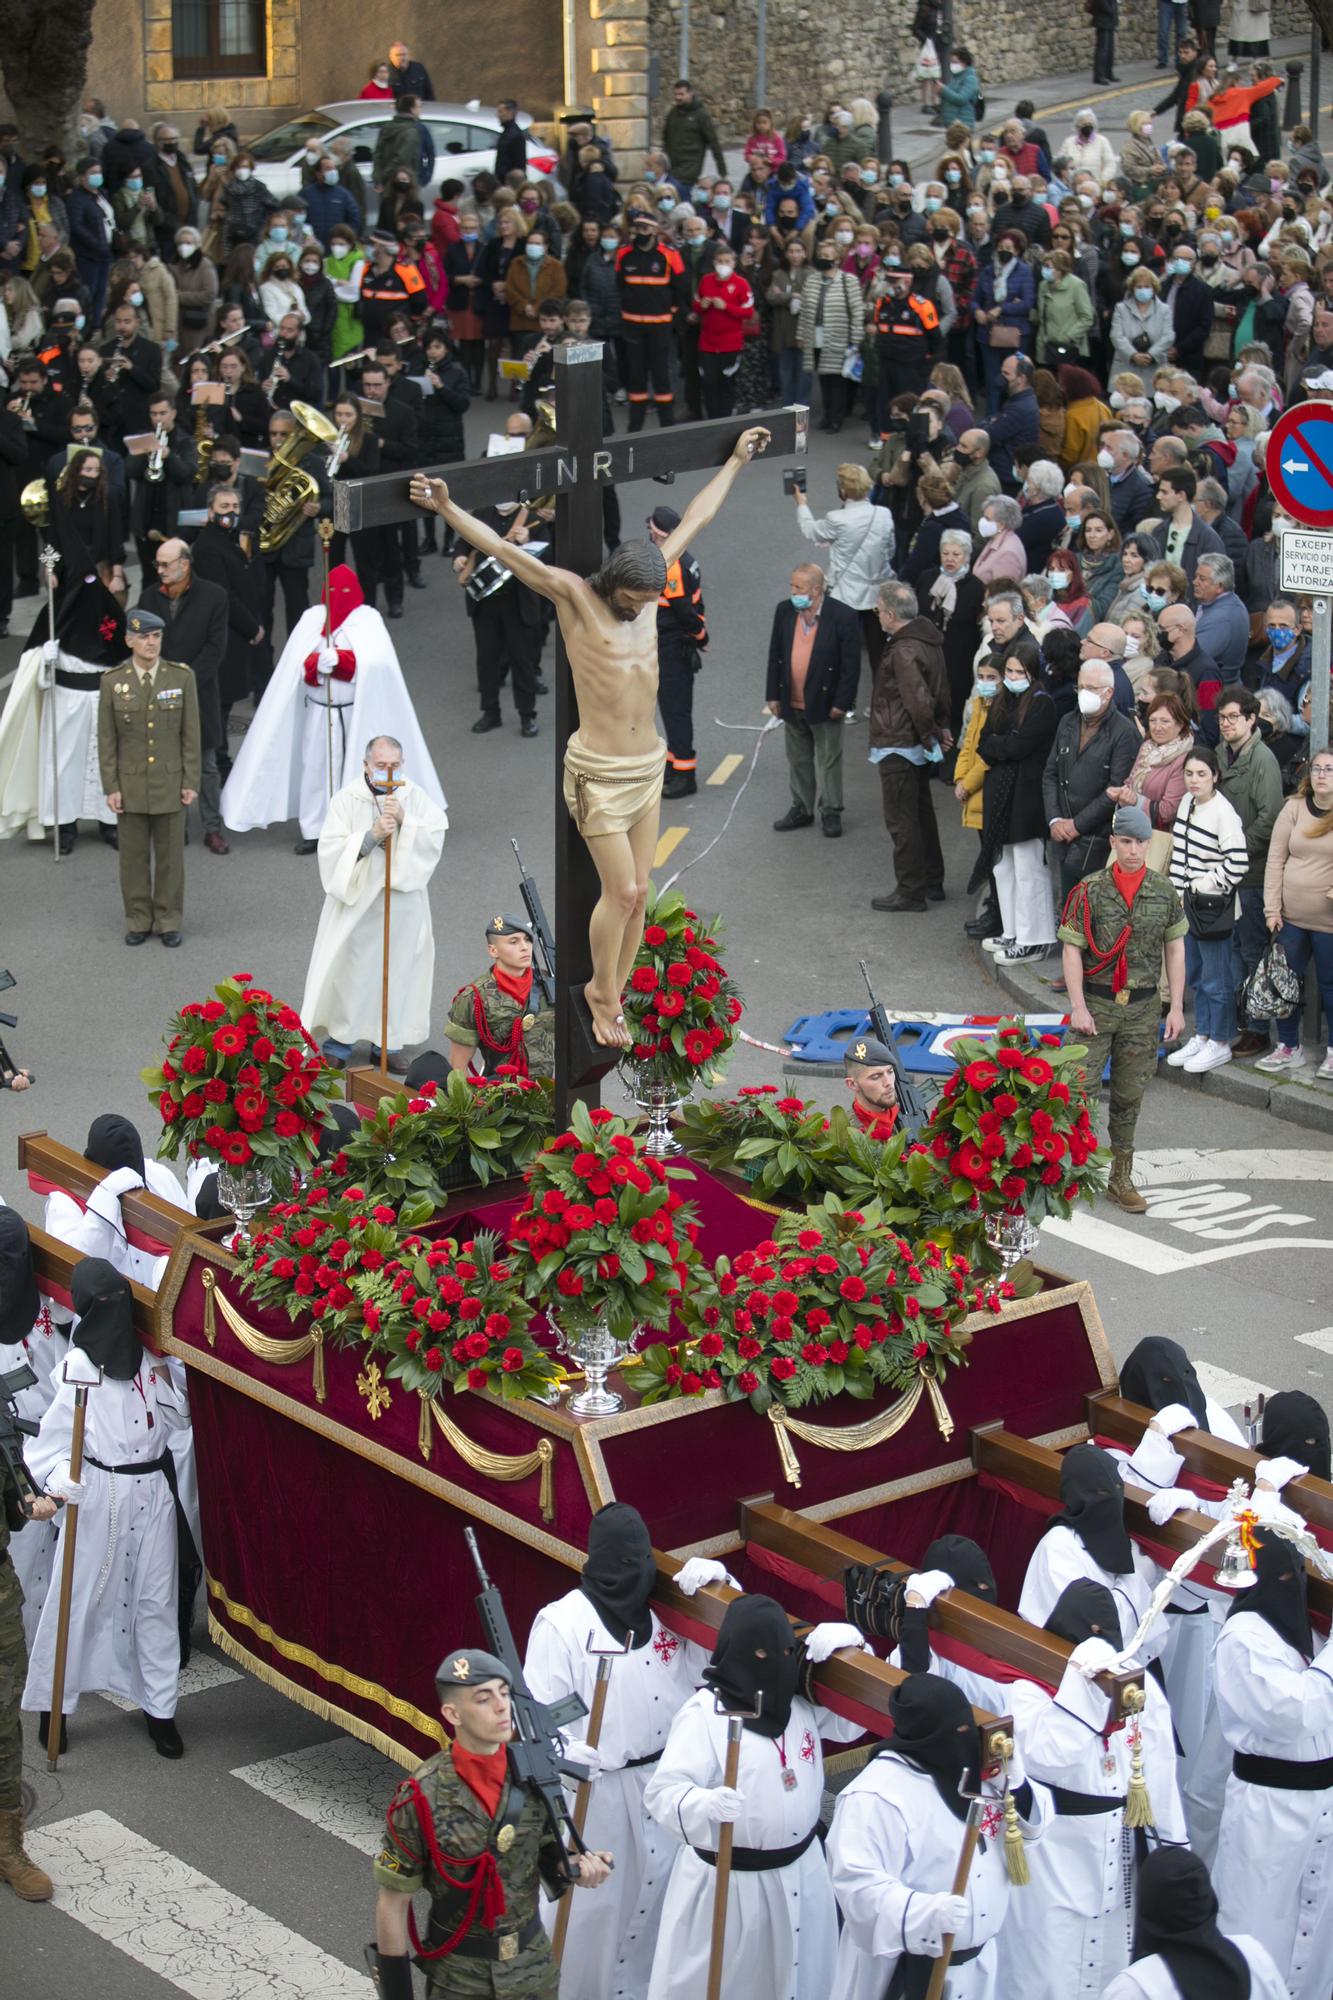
left=988, top=322, right=1022, bottom=350
left=1183, top=884, right=1235, bottom=939
left=1240, top=936, right=1302, bottom=1020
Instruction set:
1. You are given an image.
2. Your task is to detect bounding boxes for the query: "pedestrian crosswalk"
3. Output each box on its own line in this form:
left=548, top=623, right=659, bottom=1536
left=231, top=1737, right=399, bottom=1856
left=97, top=1652, right=240, bottom=1713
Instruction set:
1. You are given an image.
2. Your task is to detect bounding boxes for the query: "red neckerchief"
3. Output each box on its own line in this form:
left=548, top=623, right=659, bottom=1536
left=1112, top=862, right=1147, bottom=910
left=491, top=965, right=533, bottom=1007
left=1061, top=874, right=1135, bottom=995
left=853, top=1097, right=898, bottom=1140
left=451, top=1739, right=508, bottom=1819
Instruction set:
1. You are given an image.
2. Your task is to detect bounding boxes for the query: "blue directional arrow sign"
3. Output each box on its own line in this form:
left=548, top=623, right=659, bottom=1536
left=1266, top=405, right=1333, bottom=529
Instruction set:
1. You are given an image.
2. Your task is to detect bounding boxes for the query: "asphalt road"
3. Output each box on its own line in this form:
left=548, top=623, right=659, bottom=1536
left=7, top=214, right=1333, bottom=2000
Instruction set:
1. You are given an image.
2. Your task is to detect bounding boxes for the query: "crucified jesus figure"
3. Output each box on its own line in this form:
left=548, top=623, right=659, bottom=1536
left=411, top=426, right=770, bottom=1047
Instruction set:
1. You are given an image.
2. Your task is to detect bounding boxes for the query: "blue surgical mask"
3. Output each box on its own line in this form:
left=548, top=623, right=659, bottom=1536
left=691, top=186, right=709, bottom=204
left=884, top=254, right=902, bottom=267
left=1041, top=265, right=1055, bottom=283
left=889, top=173, right=904, bottom=188
left=1065, top=512, right=1082, bottom=531
left=658, top=194, right=675, bottom=210
left=1171, top=257, right=1190, bottom=276
left=212, top=153, right=227, bottom=165
left=1133, top=286, right=1153, bottom=302
left=946, top=170, right=961, bottom=184
left=601, top=234, right=618, bottom=251
left=525, top=242, right=545, bottom=260
left=1119, top=220, right=1135, bottom=236
left=790, top=592, right=811, bottom=609
left=1004, top=675, right=1030, bottom=694
left=322, top=169, right=339, bottom=184
left=30, top=182, right=46, bottom=198
left=975, top=678, right=999, bottom=698
left=1145, top=588, right=1168, bottom=612
left=824, top=200, right=840, bottom=216
left=126, top=176, right=142, bottom=193
left=270, top=226, right=288, bottom=243
left=643, top=170, right=659, bottom=184
left=1266, top=625, right=1297, bottom=650
left=1046, top=569, right=1070, bottom=590
left=979, top=150, right=996, bottom=165
left=925, top=197, right=942, bottom=213
left=713, top=193, right=731, bottom=210
left=87, top=172, right=103, bottom=189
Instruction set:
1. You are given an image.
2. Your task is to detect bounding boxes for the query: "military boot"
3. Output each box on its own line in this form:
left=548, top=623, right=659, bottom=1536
left=0, top=1808, right=53, bottom=1901
left=1107, top=1151, right=1147, bottom=1215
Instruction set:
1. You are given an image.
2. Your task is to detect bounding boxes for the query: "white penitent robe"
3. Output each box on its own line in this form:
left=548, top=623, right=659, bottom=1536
left=828, top=1752, right=1046, bottom=2000
left=1212, top=1610, right=1333, bottom=2000
left=0, top=1311, right=63, bottom=1647
left=643, top=1689, right=862, bottom=2000
left=1102, top=1934, right=1290, bottom=2000
left=0, top=646, right=116, bottom=837
left=524, top=1591, right=710, bottom=2000
left=220, top=603, right=446, bottom=839
left=999, top=1649, right=1186, bottom=2000
left=1018, top=1525, right=1167, bottom=1665
left=300, top=777, right=447, bottom=1048
left=22, top=1346, right=186, bottom=1718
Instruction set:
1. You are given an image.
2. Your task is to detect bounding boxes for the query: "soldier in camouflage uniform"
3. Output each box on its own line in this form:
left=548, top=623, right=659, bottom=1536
left=369, top=1647, right=612, bottom=1999
left=1059, top=802, right=1187, bottom=1216
left=445, top=917, right=555, bottom=1079
left=97, top=607, right=201, bottom=948
left=0, top=1450, right=59, bottom=1901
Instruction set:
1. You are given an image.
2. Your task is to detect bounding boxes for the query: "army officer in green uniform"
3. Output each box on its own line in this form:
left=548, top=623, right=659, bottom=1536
left=446, top=916, right=556, bottom=1078
left=97, top=608, right=201, bottom=948
left=1059, top=801, right=1186, bottom=1217
left=370, top=1646, right=611, bottom=1999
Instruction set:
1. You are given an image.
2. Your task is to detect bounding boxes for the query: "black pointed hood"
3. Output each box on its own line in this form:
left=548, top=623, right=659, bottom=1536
left=1044, top=1578, right=1123, bottom=1649
left=702, top=1593, right=802, bottom=1739
left=1261, top=1391, right=1331, bottom=1484
left=1228, top=1523, right=1313, bottom=1661
left=70, top=1259, right=140, bottom=1381
left=85, top=1113, right=145, bottom=1179
left=1051, top=1442, right=1134, bottom=1576
left=1119, top=1336, right=1207, bottom=1429
left=1131, top=1847, right=1250, bottom=1999
left=885, top=1671, right=980, bottom=1821
left=0, top=1208, right=40, bottom=1347
left=922, top=1535, right=996, bottom=1603
left=580, top=1502, right=657, bottom=1650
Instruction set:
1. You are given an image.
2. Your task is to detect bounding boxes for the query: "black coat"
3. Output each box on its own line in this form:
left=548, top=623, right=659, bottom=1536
left=189, top=520, right=267, bottom=707
left=419, top=357, right=471, bottom=461
left=100, top=126, right=155, bottom=191
left=137, top=572, right=230, bottom=751
left=495, top=120, right=527, bottom=182
left=127, top=427, right=199, bottom=541
left=1018, top=498, right=1065, bottom=572
left=978, top=690, right=1060, bottom=844
left=1109, top=464, right=1154, bottom=534
left=765, top=595, right=861, bottom=723
left=0, top=408, right=28, bottom=512
left=1168, top=274, right=1215, bottom=371
left=98, top=332, right=163, bottom=444
left=365, top=394, right=417, bottom=471
left=1041, top=704, right=1141, bottom=838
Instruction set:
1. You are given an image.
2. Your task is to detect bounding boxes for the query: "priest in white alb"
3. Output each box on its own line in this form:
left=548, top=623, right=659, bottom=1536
left=220, top=564, right=444, bottom=853
left=300, top=732, right=448, bottom=1070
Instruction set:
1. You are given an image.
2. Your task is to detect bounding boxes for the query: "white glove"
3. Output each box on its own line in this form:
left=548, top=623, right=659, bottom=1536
left=48, top=1463, right=87, bottom=1506
left=919, top=1894, right=970, bottom=1951
left=1151, top=1402, right=1197, bottom=1438
left=1255, top=1456, right=1309, bottom=1493
left=695, top=1785, right=744, bottom=1823
left=804, top=1620, right=872, bottom=1664
left=87, top=1163, right=145, bottom=1226
left=99, top=1164, right=146, bottom=1198
left=905, top=1569, right=954, bottom=1608
left=561, top=1739, right=603, bottom=1778
left=674, top=1557, right=732, bottom=1596
left=1147, top=1486, right=1195, bottom=1525
left=316, top=644, right=339, bottom=675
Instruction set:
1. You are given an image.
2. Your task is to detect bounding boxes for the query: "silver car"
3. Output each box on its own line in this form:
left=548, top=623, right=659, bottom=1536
left=244, top=100, right=559, bottom=201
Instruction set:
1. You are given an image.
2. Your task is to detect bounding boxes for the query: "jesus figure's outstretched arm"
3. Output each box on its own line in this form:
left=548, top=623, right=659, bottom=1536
left=408, top=474, right=584, bottom=609
left=659, top=426, right=772, bottom=567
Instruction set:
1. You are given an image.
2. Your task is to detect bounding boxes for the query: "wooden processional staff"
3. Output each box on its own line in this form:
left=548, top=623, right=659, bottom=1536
left=378, top=761, right=402, bottom=1078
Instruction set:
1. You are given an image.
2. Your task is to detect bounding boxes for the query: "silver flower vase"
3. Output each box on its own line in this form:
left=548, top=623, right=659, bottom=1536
left=984, top=1208, right=1039, bottom=1275
left=556, top=1315, right=630, bottom=1418
left=216, top=1164, right=273, bottom=1248
left=625, top=1061, right=686, bottom=1156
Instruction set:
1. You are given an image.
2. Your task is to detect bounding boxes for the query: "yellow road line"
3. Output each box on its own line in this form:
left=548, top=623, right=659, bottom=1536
left=706, top=754, right=743, bottom=786
left=654, top=825, right=689, bottom=867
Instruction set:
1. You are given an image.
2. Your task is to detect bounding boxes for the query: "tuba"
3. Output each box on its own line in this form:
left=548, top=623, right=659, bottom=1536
left=258, top=399, right=339, bottom=553
left=20, top=477, right=49, bottom=527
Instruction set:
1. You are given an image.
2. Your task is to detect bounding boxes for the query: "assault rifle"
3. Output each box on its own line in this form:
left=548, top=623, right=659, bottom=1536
left=510, top=838, right=557, bottom=1011
left=464, top=1526, right=593, bottom=1879
left=858, top=959, right=928, bottom=1138
left=0, top=1362, right=40, bottom=1531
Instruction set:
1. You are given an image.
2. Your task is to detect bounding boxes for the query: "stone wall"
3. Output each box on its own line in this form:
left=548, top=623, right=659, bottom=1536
left=647, top=0, right=1312, bottom=147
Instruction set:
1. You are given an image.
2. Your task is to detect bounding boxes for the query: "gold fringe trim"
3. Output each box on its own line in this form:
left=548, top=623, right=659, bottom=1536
left=418, top=1389, right=556, bottom=1523
left=206, top=1577, right=445, bottom=1767
left=765, top=1364, right=952, bottom=1487
left=201, top=1268, right=326, bottom=1403
left=1123, top=1712, right=1154, bottom=1830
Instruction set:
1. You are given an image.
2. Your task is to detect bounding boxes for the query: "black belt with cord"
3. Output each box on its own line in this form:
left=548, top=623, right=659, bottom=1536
left=1048, top=1784, right=1126, bottom=1816
left=84, top=1450, right=172, bottom=1478
left=693, top=1824, right=819, bottom=1871
left=1234, top=1750, right=1333, bottom=1790
left=54, top=668, right=107, bottom=691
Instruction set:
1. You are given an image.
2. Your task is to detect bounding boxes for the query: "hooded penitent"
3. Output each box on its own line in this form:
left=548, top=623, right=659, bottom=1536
left=1043, top=1577, right=1123, bottom=1649
left=1050, top=1442, right=1135, bottom=1576
left=1227, top=1522, right=1313, bottom=1661
left=922, top=1534, right=997, bottom=1603
left=1130, top=1846, right=1250, bottom=2000
left=579, top=1501, right=658, bottom=1650
left=885, top=1671, right=981, bottom=1822
left=70, top=1258, right=140, bottom=1381
left=1118, top=1335, right=1208, bottom=1429
left=702, top=1593, right=802, bottom=1739
left=84, top=1112, right=145, bottom=1179
left=0, top=1208, right=40, bottom=1346
left=1260, top=1390, right=1331, bottom=1485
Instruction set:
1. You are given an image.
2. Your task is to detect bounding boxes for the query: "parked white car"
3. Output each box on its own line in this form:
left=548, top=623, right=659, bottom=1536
left=243, top=100, right=559, bottom=201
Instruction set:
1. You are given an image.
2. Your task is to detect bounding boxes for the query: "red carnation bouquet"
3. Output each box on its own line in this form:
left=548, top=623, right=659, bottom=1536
left=241, top=1180, right=554, bottom=1401
left=921, top=1020, right=1106, bottom=1222
left=507, top=1102, right=701, bottom=1340
left=639, top=1196, right=988, bottom=1410
left=620, top=888, right=743, bottom=1094
left=142, top=972, right=344, bottom=1175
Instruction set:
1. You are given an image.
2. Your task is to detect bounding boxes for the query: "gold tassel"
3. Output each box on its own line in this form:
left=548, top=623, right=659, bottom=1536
left=418, top=1388, right=433, bottom=1463
left=1003, top=1789, right=1030, bottom=1884
left=201, top=1268, right=217, bottom=1346
left=537, top=1437, right=555, bottom=1525
left=311, top=1326, right=326, bottom=1405
left=767, top=1406, right=803, bottom=1487
left=1122, top=1712, right=1154, bottom=1830
left=921, top=1363, right=954, bottom=1442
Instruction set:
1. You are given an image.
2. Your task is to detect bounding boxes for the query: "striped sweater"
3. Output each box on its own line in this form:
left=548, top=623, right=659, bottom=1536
left=1168, top=791, right=1249, bottom=896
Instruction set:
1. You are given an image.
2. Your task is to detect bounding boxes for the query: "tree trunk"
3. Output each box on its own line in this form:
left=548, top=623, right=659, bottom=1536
left=0, top=0, right=96, bottom=159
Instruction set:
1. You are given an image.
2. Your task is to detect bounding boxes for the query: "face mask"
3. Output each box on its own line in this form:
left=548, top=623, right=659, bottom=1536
left=1266, top=626, right=1296, bottom=650
left=600, top=233, right=618, bottom=251
left=1060, top=509, right=1082, bottom=530
left=643, top=170, right=658, bottom=184
left=1041, top=265, right=1054, bottom=283
left=946, top=169, right=961, bottom=184
left=1221, top=230, right=1235, bottom=247
left=1076, top=193, right=1094, bottom=211
left=817, top=259, right=835, bottom=272
left=1123, top=632, right=1140, bottom=658
left=1077, top=687, right=1104, bottom=715
left=714, top=261, right=734, bottom=279
left=128, top=288, right=143, bottom=305
left=31, top=183, right=46, bottom=198
left=1004, top=675, right=1030, bottom=693
left=979, top=150, right=996, bottom=165
left=269, top=226, right=287, bottom=243
left=713, top=194, right=731, bottom=210
left=931, top=226, right=949, bottom=243
left=525, top=242, right=544, bottom=260
left=320, top=167, right=340, bottom=184
left=212, top=152, right=227, bottom=165
left=925, top=197, right=942, bottom=214
left=949, top=60, right=964, bottom=74
left=978, top=517, right=1000, bottom=538
left=997, top=247, right=1014, bottom=263
left=1200, top=251, right=1218, bottom=267
left=975, top=678, right=999, bottom=698
left=889, top=173, right=904, bottom=189
left=1171, top=257, right=1190, bottom=276
left=180, top=242, right=199, bottom=259
left=823, top=201, right=840, bottom=217
left=234, top=166, right=252, bottom=181
left=1154, top=391, right=1178, bottom=411
left=1132, top=285, right=1153, bottom=301
left=368, top=767, right=399, bottom=791
left=214, top=512, right=237, bottom=529
left=834, top=231, right=853, bottom=245
left=791, top=593, right=811, bottom=609
left=884, top=253, right=902, bottom=267
left=657, top=194, right=674, bottom=211
left=1109, top=391, right=1125, bottom=410
left=300, top=260, right=321, bottom=276
left=125, top=177, right=142, bottom=193
left=1145, top=588, right=1168, bottom=612
left=1271, top=178, right=1284, bottom=195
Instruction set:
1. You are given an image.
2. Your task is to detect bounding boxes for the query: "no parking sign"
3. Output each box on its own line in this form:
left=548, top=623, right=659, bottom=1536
left=1266, top=405, right=1333, bottom=529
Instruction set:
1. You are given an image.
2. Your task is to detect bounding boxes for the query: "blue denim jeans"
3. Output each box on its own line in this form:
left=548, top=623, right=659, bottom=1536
left=776, top=348, right=811, bottom=405
left=1276, top=922, right=1333, bottom=1049
left=1230, top=884, right=1271, bottom=1035
left=1185, top=931, right=1237, bottom=1043
left=1157, top=0, right=1188, bottom=63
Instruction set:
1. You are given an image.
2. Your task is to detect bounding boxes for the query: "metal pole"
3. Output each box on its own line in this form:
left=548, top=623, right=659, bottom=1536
left=679, top=0, right=690, bottom=80
left=41, top=545, right=60, bottom=862
left=756, top=0, right=767, bottom=111
left=1284, top=59, right=1304, bottom=131
left=563, top=0, right=577, bottom=108
left=1311, top=24, right=1323, bottom=146
left=1312, top=594, right=1331, bottom=756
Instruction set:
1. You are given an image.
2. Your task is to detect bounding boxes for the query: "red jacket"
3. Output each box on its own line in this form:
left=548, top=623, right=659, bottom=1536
left=695, top=270, right=754, bottom=354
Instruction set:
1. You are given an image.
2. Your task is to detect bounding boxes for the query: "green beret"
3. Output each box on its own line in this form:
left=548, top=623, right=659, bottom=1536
left=843, top=1034, right=897, bottom=1072
left=126, top=608, right=165, bottom=636
left=486, top=914, right=535, bottom=940
left=435, top=1648, right=513, bottom=1696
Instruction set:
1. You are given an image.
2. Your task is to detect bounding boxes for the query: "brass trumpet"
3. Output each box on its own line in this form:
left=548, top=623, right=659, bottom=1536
left=20, top=477, right=49, bottom=527
left=146, top=423, right=168, bottom=482
left=258, top=399, right=339, bottom=553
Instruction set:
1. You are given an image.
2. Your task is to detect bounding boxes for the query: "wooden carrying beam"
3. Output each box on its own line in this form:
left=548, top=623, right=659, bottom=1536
left=332, top=406, right=810, bottom=534
left=19, top=1129, right=198, bottom=1249
left=972, top=1424, right=1333, bottom=1618
left=28, top=1222, right=160, bottom=1345
left=650, top=1550, right=1006, bottom=1731
left=1088, top=1389, right=1333, bottom=1540
left=739, top=1498, right=1143, bottom=1715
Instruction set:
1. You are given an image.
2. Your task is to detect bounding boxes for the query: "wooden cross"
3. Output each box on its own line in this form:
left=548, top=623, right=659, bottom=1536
left=334, top=344, right=807, bottom=1122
